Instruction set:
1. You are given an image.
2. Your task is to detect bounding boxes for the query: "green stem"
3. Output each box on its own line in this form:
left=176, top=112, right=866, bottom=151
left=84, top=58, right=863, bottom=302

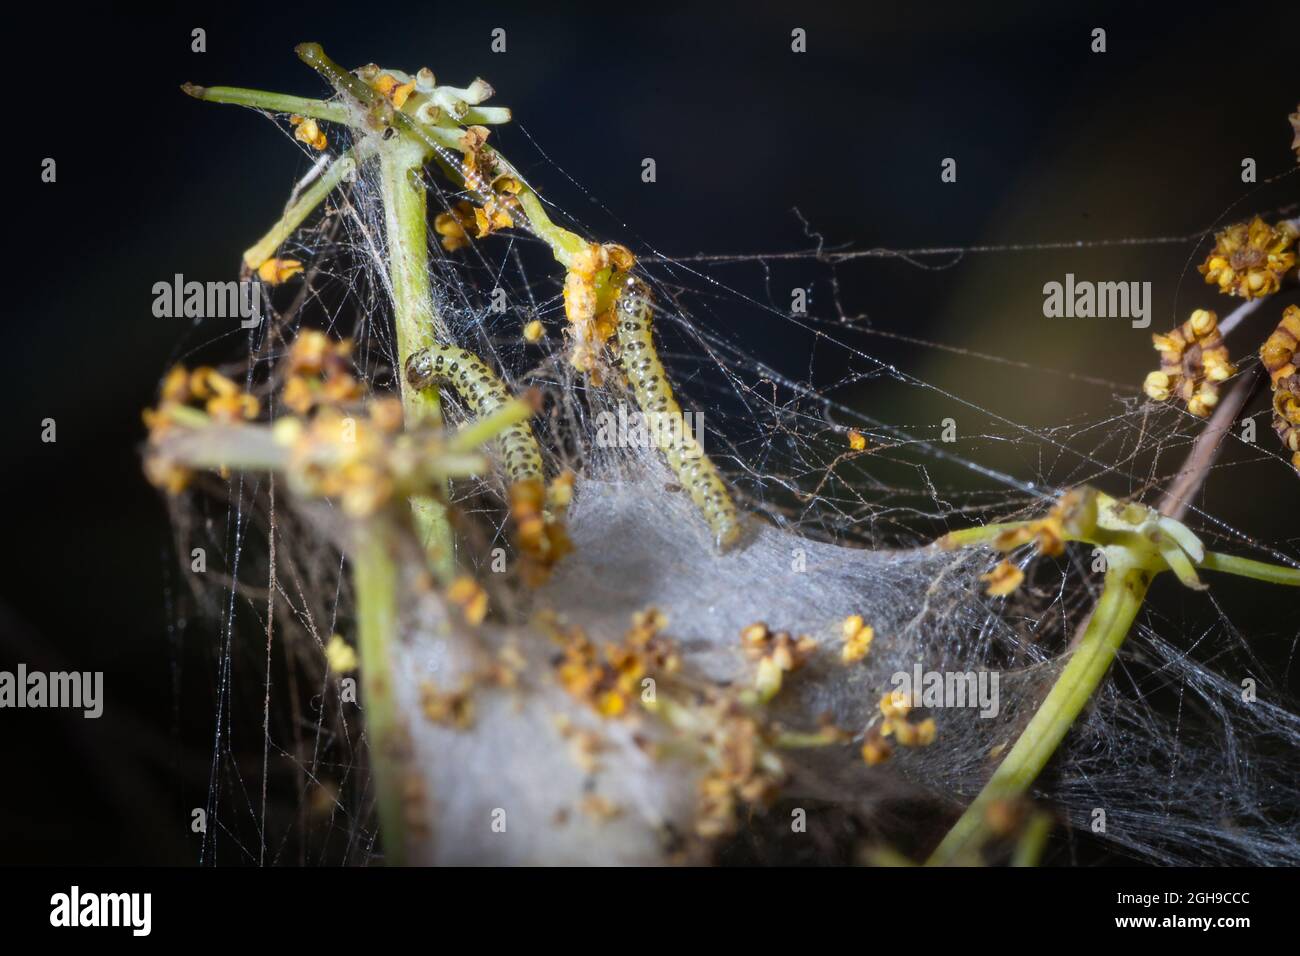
left=296, top=43, right=383, bottom=110
left=157, top=420, right=289, bottom=472
left=352, top=524, right=409, bottom=865
left=938, top=521, right=1031, bottom=550
left=516, top=188, right=588, bottom=267
left=1202, top=551, right=1300, bottom=587
left=376, top=140, right=456, bottom=580
left=181, top=83, right=351, bottom=123
left=1010, top=811, right=1054, bottom=867
left=445, top=398, right=534, bottom=454
left=928, top=555, right=1150, bottom=864
left=243, top=151, right=357, bottom=269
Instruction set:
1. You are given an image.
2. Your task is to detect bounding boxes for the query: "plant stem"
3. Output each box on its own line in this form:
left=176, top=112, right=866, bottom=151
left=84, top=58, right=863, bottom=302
left=377, top=140, right=456, bottom=581
left=1158, top=367, right=1262, bottom=521
left=181, top=83, right=351, bottom=123
left=352, top=523, right=409, bottom=865
left=296, top=43, right=383, bottom=109
left=157, top=418, right=289, bottom=472
left=1202, top=551, right=1300, bottom=587
left=1010, top=811, right=1054, bottom=867
left=516, top=188, right=587, bottom=267
left=243, top=152, right=357, bottom=270
left=928, top=554, right=1150, bottom=864
left=937, top=521, right=1031, bottom=550
left=445, top=398, right=534, bottom=455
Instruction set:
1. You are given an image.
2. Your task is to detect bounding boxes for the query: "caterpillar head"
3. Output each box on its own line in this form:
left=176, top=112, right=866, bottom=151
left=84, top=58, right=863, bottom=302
left=406, top=350, right=436, bottom=389
left=615, top=274, right=652, bottom=315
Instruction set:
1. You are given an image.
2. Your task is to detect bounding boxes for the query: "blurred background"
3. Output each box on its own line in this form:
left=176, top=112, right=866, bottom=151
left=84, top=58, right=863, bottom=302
left=2, top=0, right=1297, bottom=864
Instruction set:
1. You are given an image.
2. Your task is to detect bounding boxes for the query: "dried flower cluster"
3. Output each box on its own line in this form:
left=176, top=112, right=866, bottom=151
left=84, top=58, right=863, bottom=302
left=694, top=697, right=784, bottom=839
left=839, top=614, right=874, bottom=663
left=562, top=242, right=636, bottom=381
left=509, top=474, right=574, bottom=586
left=861, top=689, right=936, bottom=765
left=142, top=366, right=262, bottom=493
left=143, top=332, right=493, bottom=521
left=740, top=622, right=817, bottom=702
left=553, top=609, right=680, bottom=718
left=283, top=330, right=366, bottom=414
left=1261, top=305, right=1300, bottom=472
left=1197, top=217, right=1297, bottom=300
left=1143, top=308, right=1236, bottom=417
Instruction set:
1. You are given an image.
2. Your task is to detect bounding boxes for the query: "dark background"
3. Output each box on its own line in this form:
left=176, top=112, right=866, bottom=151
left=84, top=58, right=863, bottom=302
left=2, top=1, right=1298, bottom=864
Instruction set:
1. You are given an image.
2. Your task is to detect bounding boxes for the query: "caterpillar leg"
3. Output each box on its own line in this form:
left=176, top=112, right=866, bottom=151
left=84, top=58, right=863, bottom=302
left=613, top=274, right=741, bottom=551
left=405, top=345, right=545, bottom=486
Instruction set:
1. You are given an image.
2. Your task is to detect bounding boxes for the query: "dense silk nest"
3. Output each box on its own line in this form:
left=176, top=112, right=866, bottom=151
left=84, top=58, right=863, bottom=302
left=372, top=468, right=1299, bottom=865
left=156, top=46, right=1300, bottom=866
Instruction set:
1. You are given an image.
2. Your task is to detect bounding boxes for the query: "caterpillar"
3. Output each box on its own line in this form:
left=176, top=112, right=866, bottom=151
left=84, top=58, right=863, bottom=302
left=613, top=274, right=741, bottom=550
left=404, top=345, right=545, bottom=486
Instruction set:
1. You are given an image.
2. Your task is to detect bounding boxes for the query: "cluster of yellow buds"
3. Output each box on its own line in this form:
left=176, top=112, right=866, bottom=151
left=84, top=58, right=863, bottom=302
left=280, top=401, right=410, bottom=517
left=367, top=68, right=416, bottom=109
left=354, top=61, right=508, bottom=127
left=282, top=330, right=366, bottom=415
left=459, top=127, right=521, bottom=231
left=1197, top=217, right=1298, bottom=300
left=522, top=318, right=546, bottom=342
left=840, top=614, right=874, bottom=663
left=432, top=126, right=524, bottom=252
left=563, top=242, right=636, bottom=382
left=740, top=622, right=817, bottom=702
left=419, top=678, right=475, bottom=729
left=1261, top=305, right=1300, bottom=472
left=433, top=202, right=476, bottom=252
left=947, top=488, right=1098, bottom=597
left=289, top=114, right=327, bottom=150
left=508, top=475, right=574, bottom=587
left=696, top=699, right=784, bottom=839
left=980, top=560, right=1025, bottom=597
left=257, top=258, right=304, bottom=285
left=487, top=640, right=527, bottom=690
left=143, top=365, right=262, bottom=493
left=166, top=365, right=261, bottom=424
left=433, top=184, right=520, bottom=251
left=988, top=502, right=1067, bottom=557
left=861, top=689, right=936, bottom=765
left=553, top=609, right=680, bottom=719
left=1143, top=309, right=1237, bottom=417
left=324, top=634, right=359, bottom=673
left=446, top=575, right=489, bottom=625
left=144, top=333, right=477, bottom=519
left=417, top=637, right=531, bottom=730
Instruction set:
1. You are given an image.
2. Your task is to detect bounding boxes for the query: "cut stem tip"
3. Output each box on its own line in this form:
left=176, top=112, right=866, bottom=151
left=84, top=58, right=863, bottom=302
left=294, top=42, right=325, bottom=65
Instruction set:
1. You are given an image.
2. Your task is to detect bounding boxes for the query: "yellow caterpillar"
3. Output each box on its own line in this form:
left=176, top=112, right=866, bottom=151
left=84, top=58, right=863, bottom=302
left=404, top=345, right=544, bottom=485
left=613, top=274, right=741, bottom=550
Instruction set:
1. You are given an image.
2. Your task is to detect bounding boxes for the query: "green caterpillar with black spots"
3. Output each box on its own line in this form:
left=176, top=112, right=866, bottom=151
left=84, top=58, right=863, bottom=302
left=404, top=344, right=545, bottom=486
left=613, top=273, right=742, bottom=551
